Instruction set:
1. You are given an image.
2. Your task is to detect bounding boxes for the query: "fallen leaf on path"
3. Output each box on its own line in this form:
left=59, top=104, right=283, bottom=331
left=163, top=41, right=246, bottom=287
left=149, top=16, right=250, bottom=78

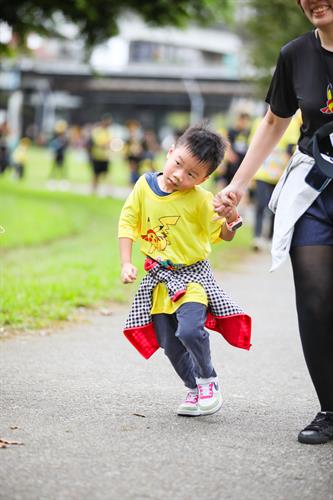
left=10, top=426, right=19, bottom=430
left=0, top=438, right=24, bottom=448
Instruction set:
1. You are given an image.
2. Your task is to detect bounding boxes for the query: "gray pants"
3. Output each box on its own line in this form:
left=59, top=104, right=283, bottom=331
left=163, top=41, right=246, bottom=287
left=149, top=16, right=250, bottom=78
left=152, top=302, right=216, bottom=389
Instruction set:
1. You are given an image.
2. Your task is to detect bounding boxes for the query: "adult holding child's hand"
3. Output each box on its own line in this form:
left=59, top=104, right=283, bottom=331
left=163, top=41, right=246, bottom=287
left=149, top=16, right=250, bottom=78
left=214, top=0, right=333, bottom=445
left=214, top=108, right=291, bottom=218
left=213, top=188, right=242, bottom=220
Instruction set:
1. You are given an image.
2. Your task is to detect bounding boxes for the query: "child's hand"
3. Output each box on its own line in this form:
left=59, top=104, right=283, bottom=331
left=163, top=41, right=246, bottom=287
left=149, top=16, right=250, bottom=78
left=213, top=183, right=245, bottom=218
left=121, top=263, right=137, bottom=284
left=213, top=191, right=238, bottom=220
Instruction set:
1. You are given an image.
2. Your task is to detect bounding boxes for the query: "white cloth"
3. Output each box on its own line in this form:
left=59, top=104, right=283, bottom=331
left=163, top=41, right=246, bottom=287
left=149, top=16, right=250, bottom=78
left=268, top=149, right=321, bottom=271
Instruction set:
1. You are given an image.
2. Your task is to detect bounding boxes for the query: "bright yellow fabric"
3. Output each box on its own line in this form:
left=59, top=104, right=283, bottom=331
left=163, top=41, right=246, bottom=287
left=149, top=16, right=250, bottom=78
left=118, top=175, right=224, bottom=266
left=12, top=144, right=28, bottom=164
left=118, top=174, right=224, bottom=314
left=254, top=149, right=289, bottom=184
left=151, top=282, right=207, bottom=314
left=91, top=127, right=111, bottom=161
left=253, top=113, right=301, bottom=184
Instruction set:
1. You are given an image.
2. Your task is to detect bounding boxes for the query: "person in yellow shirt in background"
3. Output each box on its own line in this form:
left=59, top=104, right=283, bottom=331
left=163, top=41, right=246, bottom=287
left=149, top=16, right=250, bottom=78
left=225, top=113, right=251, bottom=185
left=213, top=115, right=251, bottom=192
left=252, top=112, right=301, bottom=251
left=118, top=123, right=251, bottom=418
left=123, top=120, right=144, bottom=186
left=12, top=137, right=30, bottom=180
left=49, top=120, right=68, bottom=179
left=87, top=115, right=112, bottom=193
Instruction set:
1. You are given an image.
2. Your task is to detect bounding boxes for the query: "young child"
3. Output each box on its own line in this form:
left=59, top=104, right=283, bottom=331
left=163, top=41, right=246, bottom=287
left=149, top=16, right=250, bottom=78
left=118, top=124, right=251, bottom=417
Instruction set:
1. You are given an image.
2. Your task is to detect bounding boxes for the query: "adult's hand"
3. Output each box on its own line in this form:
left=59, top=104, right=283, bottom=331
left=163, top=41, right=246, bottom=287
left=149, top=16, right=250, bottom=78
left=213, top=183, right=246, bottom=218
left=213, top=108, right=291, bottom=219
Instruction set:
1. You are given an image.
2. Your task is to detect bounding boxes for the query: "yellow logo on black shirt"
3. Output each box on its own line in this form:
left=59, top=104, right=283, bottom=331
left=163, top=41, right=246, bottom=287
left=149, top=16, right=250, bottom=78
left=320, top=85, right=333, bottom=114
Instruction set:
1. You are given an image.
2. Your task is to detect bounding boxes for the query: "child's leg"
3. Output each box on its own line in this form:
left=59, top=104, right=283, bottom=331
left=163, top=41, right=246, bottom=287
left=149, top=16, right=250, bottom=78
left=175, top=302, right=216, bottom=380
left=152, top=313, right=197, bottom=389
left=176, top=302, right=223, bottom=416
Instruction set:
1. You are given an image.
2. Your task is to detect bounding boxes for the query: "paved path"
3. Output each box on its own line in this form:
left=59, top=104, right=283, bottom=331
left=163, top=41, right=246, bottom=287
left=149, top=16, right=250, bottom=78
left=1, top=252, right=332, bottom=500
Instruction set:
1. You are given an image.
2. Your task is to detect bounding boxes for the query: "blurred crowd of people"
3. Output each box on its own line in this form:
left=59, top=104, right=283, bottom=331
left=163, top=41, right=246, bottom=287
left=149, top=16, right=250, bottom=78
left=0, top=110, right=301, bottom=249
left=213, top=111, right=301, bottom=251
left=0, top=115, right=161, bottom=189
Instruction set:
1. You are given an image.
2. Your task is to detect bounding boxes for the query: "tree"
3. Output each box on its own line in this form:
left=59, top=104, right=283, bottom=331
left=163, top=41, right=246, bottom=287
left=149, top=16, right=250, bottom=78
left=0, top=0, right=234, bottom=53
left=240, top=0, right=311, bottom=95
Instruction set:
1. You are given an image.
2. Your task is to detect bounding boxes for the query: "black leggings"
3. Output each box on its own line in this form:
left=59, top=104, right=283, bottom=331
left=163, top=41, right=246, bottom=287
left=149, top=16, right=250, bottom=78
left=290, top=245, right=333, bottom=411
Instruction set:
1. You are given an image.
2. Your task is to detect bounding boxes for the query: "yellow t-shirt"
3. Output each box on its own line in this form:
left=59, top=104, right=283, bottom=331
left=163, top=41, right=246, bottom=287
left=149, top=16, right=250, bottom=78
left=118, top=175, right=224, bottom=313
left=91, top=127, right=111, bottom=161
left=151, top=282, right=207, bottom=314
left=253, top=113, right=301, bottom=184
left=12, top=144, right=28, bottom=164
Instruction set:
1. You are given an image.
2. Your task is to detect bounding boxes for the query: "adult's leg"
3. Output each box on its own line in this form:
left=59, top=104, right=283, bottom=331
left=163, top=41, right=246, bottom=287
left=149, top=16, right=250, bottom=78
left=153, top=313, right=197, bottom=389
left=290, top=245, right=333, bottom=411
left=175, top=302, right=216, bottom=380
left=254, top=180, right=266, bottom=238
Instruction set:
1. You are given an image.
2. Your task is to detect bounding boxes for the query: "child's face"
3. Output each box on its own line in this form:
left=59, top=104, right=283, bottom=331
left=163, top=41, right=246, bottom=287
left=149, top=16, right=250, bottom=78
left=161, top=145, right=209, bottom=192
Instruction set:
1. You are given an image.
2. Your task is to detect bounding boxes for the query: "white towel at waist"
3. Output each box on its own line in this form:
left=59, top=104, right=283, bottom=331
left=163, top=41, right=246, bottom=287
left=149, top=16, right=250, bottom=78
left=268, top=148, right=325, bottom=271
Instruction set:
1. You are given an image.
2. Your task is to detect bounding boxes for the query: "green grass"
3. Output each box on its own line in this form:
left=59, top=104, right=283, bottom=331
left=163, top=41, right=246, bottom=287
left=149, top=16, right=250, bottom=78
left=0, top=148, right=252, bottom=331
left=3, top=145, right=164, bottom=188
left=0, top=180, right=145, bottom=329
left=211, top=224, right=252, bottom=271
left=27, top=146, right=129, bottom=185
left=0, top=184, right=88, bottom=248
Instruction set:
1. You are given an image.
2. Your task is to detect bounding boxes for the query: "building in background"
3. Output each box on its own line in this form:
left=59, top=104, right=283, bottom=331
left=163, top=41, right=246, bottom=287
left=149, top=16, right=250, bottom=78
left=0, top=14, right=255, bottom=143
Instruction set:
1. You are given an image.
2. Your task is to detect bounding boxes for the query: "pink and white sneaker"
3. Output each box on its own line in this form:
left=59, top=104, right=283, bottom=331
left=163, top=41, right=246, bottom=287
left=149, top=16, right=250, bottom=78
left=177, top=388, right=200, bottom=416
left=196, top=377, right=222, bottom=416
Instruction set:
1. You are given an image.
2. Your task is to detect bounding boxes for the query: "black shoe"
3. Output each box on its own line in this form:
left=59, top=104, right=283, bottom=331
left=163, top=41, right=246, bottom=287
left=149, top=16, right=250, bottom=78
left=298, top=412, right=333, bottom=444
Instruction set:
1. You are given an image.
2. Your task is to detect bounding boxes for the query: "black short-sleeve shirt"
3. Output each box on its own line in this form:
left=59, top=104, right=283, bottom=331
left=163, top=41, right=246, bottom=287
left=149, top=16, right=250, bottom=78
left=266, top=31, right=333, bottom=154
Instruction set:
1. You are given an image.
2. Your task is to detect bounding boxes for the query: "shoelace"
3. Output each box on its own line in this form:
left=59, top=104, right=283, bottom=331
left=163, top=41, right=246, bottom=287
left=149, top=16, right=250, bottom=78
left=304, top=412, right=333, bottom=433
left=185, top=391, right=198, bottom=404
left=198, top=382, right=214, bottom=399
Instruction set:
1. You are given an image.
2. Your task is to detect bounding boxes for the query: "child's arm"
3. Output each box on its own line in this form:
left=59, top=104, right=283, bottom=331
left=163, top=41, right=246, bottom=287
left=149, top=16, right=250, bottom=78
left=119, top=237, right=138, bottom=283
left=118, top=177, right=143, bottom=283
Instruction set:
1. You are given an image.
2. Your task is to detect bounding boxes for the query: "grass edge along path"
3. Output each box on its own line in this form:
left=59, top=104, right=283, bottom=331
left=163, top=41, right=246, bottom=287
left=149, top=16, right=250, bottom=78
left=0, top=181, right=252, bottom=333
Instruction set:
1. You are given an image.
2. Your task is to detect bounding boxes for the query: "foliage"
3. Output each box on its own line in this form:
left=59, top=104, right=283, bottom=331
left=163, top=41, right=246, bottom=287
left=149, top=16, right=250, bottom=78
left=0, top=178, right=251, bottom=330
left=0, top=0, right=234, bottom=53
left=240, top=0, right=311, bottom=96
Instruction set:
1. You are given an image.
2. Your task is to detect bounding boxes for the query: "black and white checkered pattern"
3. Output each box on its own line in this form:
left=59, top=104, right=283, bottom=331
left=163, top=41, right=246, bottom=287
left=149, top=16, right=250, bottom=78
left=125, top=260, right=244, bottom=329
left=148, top=264, right=187, bottom=299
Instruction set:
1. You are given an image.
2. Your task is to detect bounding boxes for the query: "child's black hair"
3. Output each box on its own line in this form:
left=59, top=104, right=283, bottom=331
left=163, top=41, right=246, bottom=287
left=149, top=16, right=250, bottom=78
left=176, top=122, right=227, bottom=175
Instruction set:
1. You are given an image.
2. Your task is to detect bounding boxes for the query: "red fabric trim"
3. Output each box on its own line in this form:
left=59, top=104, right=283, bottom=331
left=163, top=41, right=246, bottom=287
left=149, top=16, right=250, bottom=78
left=124, top=312, right=252, bottom=359
left=144, top=258, right=157, bottom=271
left=205, top=312, right=252, bottom=350
left=124, top=323, right=159, bottom=359
left=171, top=290, right=187, bottom=302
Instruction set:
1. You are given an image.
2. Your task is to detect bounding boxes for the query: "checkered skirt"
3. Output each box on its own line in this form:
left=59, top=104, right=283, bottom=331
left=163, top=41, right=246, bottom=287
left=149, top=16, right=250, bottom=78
left=125, top=260, right=244, bottom=329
